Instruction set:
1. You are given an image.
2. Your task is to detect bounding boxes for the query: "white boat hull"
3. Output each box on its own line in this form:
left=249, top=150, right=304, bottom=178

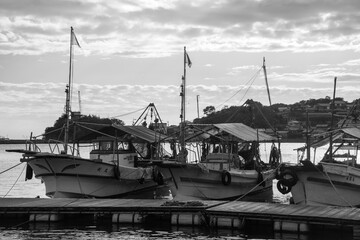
left=161, top=162, right=274, bottom=201
left=22, top=153, right=165, bottom=198
left=280, top=162, right=360, bottom=207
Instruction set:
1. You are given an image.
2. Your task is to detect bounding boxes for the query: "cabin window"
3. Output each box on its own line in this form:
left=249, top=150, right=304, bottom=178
left=118, top=142, right=131, bottom=151
left=100, top=141, right=112, bottom=151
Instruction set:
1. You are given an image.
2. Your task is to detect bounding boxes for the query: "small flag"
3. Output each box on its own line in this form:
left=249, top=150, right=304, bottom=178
left=71, top=28, right=81, bottom=48
left=186, top=52, right=192, bottom=68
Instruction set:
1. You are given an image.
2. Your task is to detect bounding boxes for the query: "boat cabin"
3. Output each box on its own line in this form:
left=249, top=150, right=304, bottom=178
left=187, top=123, right=278, bottom=171
left=89, top=136, right=138, bottom=167
left=77, top=124, right=171, bottom=167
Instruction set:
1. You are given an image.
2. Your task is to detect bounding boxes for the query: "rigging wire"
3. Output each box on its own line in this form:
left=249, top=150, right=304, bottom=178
left=110, top=107, right=147, bottom=119
left=215, top=67, right=262, bottom=110
left=199, top=67, right=262, bottom=123
left=221, top=69, right=261, bottom=123
left=253, top=101, right=276, bottom=132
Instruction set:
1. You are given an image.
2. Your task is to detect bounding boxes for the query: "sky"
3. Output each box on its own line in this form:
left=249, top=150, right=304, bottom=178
left=1, top=0, right=360, bottom=139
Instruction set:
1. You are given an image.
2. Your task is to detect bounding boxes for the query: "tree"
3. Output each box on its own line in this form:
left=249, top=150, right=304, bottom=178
left=203, top=106, right=215, bottom=116
left=43, top=114, right=125, bottom=141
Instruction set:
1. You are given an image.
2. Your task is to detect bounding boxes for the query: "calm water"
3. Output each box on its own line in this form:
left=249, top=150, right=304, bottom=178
left=1, top=143, right=345, bottom=240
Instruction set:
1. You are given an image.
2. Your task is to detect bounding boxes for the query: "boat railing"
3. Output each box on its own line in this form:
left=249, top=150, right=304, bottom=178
left=46, top=139, right=79, bottom=156
left=46, top=139, right=65, bottom=154
left=25, top=140, right=42, bottom=153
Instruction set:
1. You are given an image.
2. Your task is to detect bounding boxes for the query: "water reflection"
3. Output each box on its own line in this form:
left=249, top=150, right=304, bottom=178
left=0, top=219, right=353, bottom=240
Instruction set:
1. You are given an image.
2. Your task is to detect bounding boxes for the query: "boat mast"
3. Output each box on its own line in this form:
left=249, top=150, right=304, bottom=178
left=329, top=77, right=337, bottom=162
left=179, top=46, right=188, bottom=163
left=64, top=26, right=77, bottom=154
left=262, top=57, right=282, bottom=154
left=262, top=57, right=272, bottom=106
left=306, top=108, right=311, bottom=161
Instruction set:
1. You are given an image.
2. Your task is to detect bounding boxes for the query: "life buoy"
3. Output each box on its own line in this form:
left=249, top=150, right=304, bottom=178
left=277, top=179, right=292, bottom=194
left=221, top=171, right=231, bottom=185
left=278, top=169, right=298, bottom=187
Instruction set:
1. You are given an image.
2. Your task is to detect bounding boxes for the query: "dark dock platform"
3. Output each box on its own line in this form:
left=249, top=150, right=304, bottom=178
left=0, top=198, right=359, bottom=238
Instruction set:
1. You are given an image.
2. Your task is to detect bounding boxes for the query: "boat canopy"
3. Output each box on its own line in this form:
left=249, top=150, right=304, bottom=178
left=112, top=124, right=170, bottom=143
left=76, top=123, right=171, bottom=143
left=186, top=123, right=277, bottom=143
left=310, top=127, right=360, bottom=148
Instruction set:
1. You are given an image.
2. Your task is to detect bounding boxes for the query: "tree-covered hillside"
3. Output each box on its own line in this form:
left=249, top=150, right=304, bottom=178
left=44, top=114, right=124, bottom=141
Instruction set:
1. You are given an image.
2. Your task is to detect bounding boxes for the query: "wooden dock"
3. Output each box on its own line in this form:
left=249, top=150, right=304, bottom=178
left=0, top=198, right=359, bottom=238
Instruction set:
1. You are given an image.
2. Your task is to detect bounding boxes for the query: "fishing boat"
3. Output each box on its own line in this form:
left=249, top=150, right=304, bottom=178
left=276, top=78, right=360, bottom=206
left=276, top=127, right=360, bottom=207
left=152, top=49, right=280, bottom=200
left=6, top=27, right=168, bottom=199
left=157, top=123, right=280, bottom=200
left=8, top=124, right=169, bottom=198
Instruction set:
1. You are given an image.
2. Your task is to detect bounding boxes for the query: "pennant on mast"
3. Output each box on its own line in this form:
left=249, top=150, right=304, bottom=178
left=186, top=52, right=192, bottom=68
left=71, top=27, right=81, bottom=48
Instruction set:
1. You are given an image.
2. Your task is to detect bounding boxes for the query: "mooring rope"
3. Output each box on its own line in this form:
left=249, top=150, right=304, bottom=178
left=231, top=162, right=283, bottom=202
left=323, top=168, right=354, bottom=208
left=3, top=163, right=26, bottom=198
left=0, top=162, right=23, bottom=175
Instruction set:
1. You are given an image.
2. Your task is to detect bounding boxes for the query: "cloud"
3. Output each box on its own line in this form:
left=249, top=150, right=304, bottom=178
left=1, top=0, right=360, bottom=56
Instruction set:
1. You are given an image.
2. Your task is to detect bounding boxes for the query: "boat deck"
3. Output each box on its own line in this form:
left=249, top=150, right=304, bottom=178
left=207, top=200, right=360, bottom=224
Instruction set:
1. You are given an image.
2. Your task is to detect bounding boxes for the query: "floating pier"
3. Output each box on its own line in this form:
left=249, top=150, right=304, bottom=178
left=0, top=198, right=359, bottom=238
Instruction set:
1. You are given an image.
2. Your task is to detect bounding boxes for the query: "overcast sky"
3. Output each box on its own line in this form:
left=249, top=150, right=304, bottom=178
left=1, top=0, right=360, bottom=139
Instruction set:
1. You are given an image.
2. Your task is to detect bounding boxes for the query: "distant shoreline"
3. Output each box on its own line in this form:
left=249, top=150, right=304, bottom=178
left=0, top=139, right=46, bottom=144
left=0, top=138, right=306, bottom=145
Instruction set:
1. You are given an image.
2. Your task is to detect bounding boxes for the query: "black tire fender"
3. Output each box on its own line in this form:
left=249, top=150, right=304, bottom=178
left=25, top=164, right=33, bottom=181
left=277, top=179, right=292, bottom=194
left=278, top=169, right=298, bottom=187
left=221, top=170, right=231, bottom=185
